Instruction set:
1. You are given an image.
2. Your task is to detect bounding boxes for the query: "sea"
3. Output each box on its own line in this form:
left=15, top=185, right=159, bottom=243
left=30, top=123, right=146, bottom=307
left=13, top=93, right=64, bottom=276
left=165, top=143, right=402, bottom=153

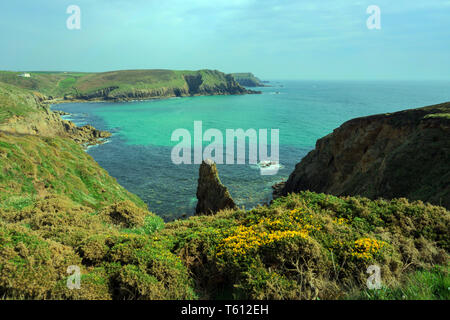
left=52, top=80, right=450, bottom=221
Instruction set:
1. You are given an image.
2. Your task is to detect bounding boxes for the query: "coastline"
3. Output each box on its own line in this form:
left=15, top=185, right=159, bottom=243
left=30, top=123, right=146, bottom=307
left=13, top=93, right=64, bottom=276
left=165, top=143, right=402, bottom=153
left=46, top=89, right=261, bottom=105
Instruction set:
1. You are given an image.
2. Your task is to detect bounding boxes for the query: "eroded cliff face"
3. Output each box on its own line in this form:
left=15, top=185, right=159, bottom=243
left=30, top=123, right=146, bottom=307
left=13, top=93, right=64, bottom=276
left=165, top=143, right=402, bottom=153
left=0, top=91, right=111, bottom=146
left=196, top=159, right=237, bottom=215
left=280, top=102, right=450, bottom=208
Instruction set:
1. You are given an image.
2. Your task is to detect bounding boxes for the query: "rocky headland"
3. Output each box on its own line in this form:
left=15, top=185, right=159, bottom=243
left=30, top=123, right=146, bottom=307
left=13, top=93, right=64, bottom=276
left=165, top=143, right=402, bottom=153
left=278, top=102, right=450, bottom=208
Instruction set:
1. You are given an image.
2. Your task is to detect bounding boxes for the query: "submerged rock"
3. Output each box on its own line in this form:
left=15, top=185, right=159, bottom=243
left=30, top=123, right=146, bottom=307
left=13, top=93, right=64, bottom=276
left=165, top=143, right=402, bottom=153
left=195, top=159, right=237, bottom=215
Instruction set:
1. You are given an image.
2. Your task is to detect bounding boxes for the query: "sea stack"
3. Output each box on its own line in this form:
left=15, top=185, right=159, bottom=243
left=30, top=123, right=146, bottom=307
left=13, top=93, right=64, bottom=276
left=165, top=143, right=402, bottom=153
left=195, top=159, right=237, bottom=215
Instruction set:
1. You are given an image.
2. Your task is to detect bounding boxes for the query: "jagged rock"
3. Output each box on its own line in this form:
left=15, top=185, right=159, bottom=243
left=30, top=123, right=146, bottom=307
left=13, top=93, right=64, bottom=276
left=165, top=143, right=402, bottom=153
left=271, top=182, right=286, bottom=199
left=195, top=159, right=237, bottom=215
left=278, top=102, right=450, bottom=208
left=61, top=121, right=112, bottom=146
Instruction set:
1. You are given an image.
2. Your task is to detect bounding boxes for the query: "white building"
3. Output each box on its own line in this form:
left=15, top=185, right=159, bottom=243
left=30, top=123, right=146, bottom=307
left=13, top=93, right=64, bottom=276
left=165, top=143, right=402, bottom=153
left=19, top=73, right=31, bottom=78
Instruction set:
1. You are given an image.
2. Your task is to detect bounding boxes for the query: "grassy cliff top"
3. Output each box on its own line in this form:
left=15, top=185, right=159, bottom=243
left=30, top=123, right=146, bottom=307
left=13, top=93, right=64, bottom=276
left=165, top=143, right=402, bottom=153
left=0, top=69, right=247, bottom=99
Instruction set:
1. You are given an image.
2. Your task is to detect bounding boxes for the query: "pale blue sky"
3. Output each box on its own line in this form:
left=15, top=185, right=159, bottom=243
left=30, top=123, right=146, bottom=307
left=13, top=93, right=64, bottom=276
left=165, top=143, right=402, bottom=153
left=1, top=0, right=449, bottom=80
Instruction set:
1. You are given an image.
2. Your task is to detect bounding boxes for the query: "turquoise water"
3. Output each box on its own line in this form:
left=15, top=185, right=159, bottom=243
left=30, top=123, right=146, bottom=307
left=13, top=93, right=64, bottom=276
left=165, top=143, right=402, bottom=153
left=53, top=81, right=450, bottom=220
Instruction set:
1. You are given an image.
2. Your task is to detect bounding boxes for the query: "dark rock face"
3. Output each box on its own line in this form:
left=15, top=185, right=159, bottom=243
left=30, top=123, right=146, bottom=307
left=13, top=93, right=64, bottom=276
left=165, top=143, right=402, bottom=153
left=184, top=74, right=204, bottom=94
left=279, top=102, right=450, bottom=208
left=195, top=159, right=237, bottom=215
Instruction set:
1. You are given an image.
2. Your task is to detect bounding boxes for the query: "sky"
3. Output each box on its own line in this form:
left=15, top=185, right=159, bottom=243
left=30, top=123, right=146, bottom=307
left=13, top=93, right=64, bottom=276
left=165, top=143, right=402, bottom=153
left=1, top=0, right=449, bottom=80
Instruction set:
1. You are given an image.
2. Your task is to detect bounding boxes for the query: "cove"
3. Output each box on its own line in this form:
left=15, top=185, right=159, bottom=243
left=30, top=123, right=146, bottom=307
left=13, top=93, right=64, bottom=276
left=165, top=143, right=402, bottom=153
left=53, top=80, right=450, bottom=221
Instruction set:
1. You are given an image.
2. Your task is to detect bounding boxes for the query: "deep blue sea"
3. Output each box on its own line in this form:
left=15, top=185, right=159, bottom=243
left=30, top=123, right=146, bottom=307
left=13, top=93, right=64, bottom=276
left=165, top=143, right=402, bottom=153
left=53, top=80, right=450, bottom=220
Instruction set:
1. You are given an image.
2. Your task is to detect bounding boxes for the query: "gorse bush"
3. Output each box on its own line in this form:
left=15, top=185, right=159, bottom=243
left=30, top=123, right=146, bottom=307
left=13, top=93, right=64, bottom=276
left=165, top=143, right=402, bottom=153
left=0, top=191, right=448, bottom=300
left=0, top=195, right=195, bottom=300
left=158, top=192, right=449, bottom=300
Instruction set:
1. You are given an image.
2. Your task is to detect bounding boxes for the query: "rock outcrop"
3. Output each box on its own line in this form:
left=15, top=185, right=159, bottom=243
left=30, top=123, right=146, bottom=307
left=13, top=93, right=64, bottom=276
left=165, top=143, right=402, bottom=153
left=279, top=102, right=450, bottom=208
left=0, top=91, right=111, bottom=147
left=61, top=121, right=112, bottom=146
left=195, top=159, right=237, bottom=215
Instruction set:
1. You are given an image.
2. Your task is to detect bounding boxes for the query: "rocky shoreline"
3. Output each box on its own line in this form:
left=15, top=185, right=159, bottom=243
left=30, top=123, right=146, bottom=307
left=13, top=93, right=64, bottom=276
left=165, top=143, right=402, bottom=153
left=0, top=94, right=112, bottom=148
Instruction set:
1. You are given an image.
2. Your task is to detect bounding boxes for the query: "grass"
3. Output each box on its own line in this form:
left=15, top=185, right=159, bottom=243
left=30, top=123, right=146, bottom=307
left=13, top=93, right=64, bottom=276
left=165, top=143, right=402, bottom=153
left=424, top=113, right=450, bottom=120
left=0, top=82, right=40, bottom=123
left=352, top=265, right=449, bottom=300
left=0, top=132, right=145, bottom=210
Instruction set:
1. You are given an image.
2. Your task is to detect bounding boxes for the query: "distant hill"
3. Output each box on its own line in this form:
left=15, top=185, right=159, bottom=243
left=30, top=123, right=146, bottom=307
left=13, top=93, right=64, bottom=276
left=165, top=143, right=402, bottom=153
left=230, top=72, right=268, bottom=87
left=0, top=69, right=259, bottom=102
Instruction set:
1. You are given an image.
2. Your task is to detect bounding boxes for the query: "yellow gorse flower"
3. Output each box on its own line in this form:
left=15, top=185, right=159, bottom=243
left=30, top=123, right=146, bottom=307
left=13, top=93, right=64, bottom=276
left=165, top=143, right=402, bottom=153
left=333, top=217, right=349, bottom=225
left=351, top=238, right=385, bottom=260
left=216, top=208, right=321, bottom=258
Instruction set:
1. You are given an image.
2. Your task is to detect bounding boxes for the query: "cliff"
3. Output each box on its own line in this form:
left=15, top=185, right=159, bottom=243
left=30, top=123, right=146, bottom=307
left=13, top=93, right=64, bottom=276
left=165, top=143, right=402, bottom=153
left=230, top=72, right=268, bottom=87
left=280, top=102, right=450, bottom=208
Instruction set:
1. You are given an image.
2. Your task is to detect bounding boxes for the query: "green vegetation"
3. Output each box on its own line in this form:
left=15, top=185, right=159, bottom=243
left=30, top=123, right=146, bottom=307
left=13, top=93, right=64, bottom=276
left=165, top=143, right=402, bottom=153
left=0, top=196, right=195, bottom=299
left=0, top=133, right=144, bottom=211
left=0, top=71, right=448, bottom=300
left=0, top=184, right=448, bottom=299
left=158, top=192, right=449, bottom=299
left=0, top=71, right=88, bottom=97
left=0, top=82, right=42, bottom=123
left=424, top=113, right=450, bottom=120
left=350, top=265, right=449, bottom=300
